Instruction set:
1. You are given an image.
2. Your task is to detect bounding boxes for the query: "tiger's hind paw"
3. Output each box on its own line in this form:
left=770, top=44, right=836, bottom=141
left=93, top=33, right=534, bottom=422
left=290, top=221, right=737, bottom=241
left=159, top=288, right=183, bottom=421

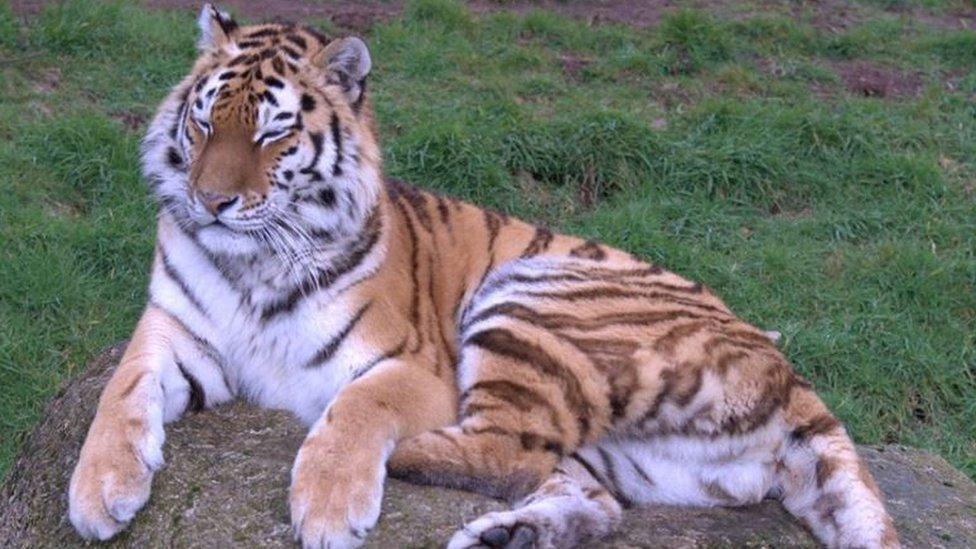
left=448, top=511, right=547, bottom=549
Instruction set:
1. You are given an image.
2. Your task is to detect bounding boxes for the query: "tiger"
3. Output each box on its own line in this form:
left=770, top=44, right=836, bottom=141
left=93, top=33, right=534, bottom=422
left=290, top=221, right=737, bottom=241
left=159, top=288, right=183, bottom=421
left=67, top=4, right=899, bottom=548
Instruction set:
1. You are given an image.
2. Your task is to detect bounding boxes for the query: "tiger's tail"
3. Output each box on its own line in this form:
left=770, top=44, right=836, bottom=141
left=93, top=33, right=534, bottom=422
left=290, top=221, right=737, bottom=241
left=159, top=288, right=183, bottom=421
left=777, top=386, right=899, bottom=548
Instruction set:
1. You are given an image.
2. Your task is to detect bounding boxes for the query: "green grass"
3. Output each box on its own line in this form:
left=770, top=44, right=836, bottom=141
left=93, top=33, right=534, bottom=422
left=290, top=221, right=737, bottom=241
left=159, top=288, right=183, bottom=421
left=1, top=0, right=974, bottom=481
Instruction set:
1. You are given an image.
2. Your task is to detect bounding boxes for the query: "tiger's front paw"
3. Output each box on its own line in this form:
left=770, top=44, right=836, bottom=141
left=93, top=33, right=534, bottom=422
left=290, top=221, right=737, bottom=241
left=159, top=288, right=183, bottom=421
left=68, top=416, right=163, bottom=540
left=289, top=437, right=389, bottom=549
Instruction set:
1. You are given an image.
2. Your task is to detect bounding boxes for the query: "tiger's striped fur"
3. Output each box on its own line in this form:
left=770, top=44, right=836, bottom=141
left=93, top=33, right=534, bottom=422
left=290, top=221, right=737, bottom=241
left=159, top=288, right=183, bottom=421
left=68, top=5, right=898, bottom=548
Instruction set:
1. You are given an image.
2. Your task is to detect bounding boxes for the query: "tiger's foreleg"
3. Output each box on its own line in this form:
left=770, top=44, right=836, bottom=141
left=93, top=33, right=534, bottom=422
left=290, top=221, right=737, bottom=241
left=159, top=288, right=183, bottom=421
left=69, top=305, right=232, bottom=540
left=289, top=360, right=457, bottom=549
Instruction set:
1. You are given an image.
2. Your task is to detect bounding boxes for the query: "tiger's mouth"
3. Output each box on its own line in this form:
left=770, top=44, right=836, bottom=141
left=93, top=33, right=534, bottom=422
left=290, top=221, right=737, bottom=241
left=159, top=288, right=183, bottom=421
left=185, top=192, right=268, bottom=233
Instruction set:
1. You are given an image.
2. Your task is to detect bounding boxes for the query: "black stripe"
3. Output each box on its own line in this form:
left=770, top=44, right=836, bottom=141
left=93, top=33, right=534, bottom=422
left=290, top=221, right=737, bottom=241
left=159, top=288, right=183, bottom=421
left=520, top=226, right=553, bottom=258
left=459, top=426, right=563, bottom=456
left=462, top=379, right=551, bottom=414
left=301, top=93, right=316, bottom=112
left=260, top=208, right=381, bottom=322
left=285, top=33, right=307, bottom=50
left=623, top=451, right=655, bottom=487
left=483, top=268, right=701, bottom=297
left=118, top=372, right=146, bottom=401
left=435, top=195, right=451, bottom=226
left=281, top=44, right=301, bottom=59
left=466, top=328, right=593, bottom=439
left=175, top=221, right=245, bottom=293
left=304, top=302, right=371, bottom=368
left=516, top=286, right=726, bottom=314
left=352, top=78, right=367, bottom=112
left=318, top=187, right=337, bottom=207
left=597, top=447, right=624, bottom=497
left=392, top=198, right=422, bottom=336
left=400, top=183, right=433, bottom=233
left=148, top=302, right=224, bottom=374
left=351, top=339, right=407, bottom=380
left=176, top=360, right=206, bottom=412
left=246, top=27, right=279, bottom=39
left=305, top=27, right=330, bottom=46
left=300, top=132, right=324, bottom=175
left=227, top=53, right=255, bottom=67
left=463, top=301, right=728, bottom=335
left=256, top=129, right=287, bottom=146
left=166, top=147, right=183, bottom=169
left=158, top=248, right=210, bottom=319
left=215, top=11, right=238, bottom=34
left=569, top=240, right=607, bottom=261
left=271, top=56, right=286, bottom=74
left=483, top=209, right=503, bottom=253
left=330, top=112, right=344, bottom=177
left=571, top=452, right=634, bottom=508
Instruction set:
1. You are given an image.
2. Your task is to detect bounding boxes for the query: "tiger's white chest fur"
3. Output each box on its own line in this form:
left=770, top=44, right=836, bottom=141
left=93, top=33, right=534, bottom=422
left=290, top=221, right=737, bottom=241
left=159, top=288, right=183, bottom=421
left=150, top=216, right=381, bottom=425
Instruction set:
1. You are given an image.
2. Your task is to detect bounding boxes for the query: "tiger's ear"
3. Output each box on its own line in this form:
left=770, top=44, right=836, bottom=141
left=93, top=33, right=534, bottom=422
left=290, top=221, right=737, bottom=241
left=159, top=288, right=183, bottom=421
left=197, top=3, right=238, bottom=51
left=314, top=37, right=372, bottom=109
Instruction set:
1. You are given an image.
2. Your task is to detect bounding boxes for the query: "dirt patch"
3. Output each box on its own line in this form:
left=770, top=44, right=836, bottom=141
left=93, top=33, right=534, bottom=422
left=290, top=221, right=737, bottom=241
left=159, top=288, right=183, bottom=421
left=558, top=53, right=592, bottom=81
left=468, top=0, right=677, bottom=29
left=111, top=110, right=147, bottom=132
left=757, top=56, right=927, bottom=100
left=138, top=0, right=402, bottom=32
left=29, top=67, right=60, bottom=95
left=801, top=0, right=866, bottom=33
left=832, top=60, right=924, bottom=99
left=885, top=4, right=976, bottom=31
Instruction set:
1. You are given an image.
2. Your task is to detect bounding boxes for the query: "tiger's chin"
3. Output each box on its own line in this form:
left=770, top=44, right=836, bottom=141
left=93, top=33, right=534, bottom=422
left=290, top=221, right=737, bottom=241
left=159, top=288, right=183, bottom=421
left=195, top=222, right=266, bottom=257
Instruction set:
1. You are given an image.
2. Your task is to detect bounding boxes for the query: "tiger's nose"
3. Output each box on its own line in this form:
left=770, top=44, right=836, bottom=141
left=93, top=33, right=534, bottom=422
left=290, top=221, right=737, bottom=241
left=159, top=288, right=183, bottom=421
left=197, top=191, right=239, bottom=215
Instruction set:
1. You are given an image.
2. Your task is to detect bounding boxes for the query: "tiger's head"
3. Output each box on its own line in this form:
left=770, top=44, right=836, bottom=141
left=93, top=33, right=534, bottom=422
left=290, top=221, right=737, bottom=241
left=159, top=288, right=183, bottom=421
left=143, top=4, right=381, bottom=257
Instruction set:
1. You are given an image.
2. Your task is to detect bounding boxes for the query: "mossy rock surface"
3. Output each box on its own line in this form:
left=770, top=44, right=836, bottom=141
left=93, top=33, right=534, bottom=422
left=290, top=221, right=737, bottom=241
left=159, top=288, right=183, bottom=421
left=3, top=343, right=975, bottom=547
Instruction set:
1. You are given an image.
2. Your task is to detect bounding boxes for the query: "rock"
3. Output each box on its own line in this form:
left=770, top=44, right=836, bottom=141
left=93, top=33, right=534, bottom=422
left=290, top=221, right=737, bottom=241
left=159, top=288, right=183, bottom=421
left=2, top=343, right=975, bottom=548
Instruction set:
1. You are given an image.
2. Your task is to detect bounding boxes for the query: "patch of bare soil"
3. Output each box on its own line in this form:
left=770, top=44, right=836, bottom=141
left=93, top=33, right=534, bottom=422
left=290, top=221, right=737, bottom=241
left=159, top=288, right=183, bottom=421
left=468, top=0, right=677, bottom=29
left=885, top=4, right=976, bottom=31
left=111, top=110, right=147, bottom=132
left=797, top=0, right=867, bottom=32
left=30, top=66, right=60, bottom=95
left=558, top=53, right=592, bottom=81
left=138, top=0, right=402, bottom=32
left=832, top=60, right=924, bottom=99
left=757, top=56, right=926, bottom=100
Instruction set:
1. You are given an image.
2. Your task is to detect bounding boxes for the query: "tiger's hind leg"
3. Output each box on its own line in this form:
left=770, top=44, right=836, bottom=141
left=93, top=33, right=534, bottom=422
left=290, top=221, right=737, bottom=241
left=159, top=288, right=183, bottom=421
left=444, top=431, right=788, bottom=549
left=388, top=313, right=612, bottom=501
left=442, top=434, right=776, bottom=549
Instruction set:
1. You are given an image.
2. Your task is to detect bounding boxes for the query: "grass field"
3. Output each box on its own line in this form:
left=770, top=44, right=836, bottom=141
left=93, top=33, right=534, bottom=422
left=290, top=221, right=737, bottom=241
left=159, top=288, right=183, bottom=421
left=1, top=0, right=974, bottom=481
